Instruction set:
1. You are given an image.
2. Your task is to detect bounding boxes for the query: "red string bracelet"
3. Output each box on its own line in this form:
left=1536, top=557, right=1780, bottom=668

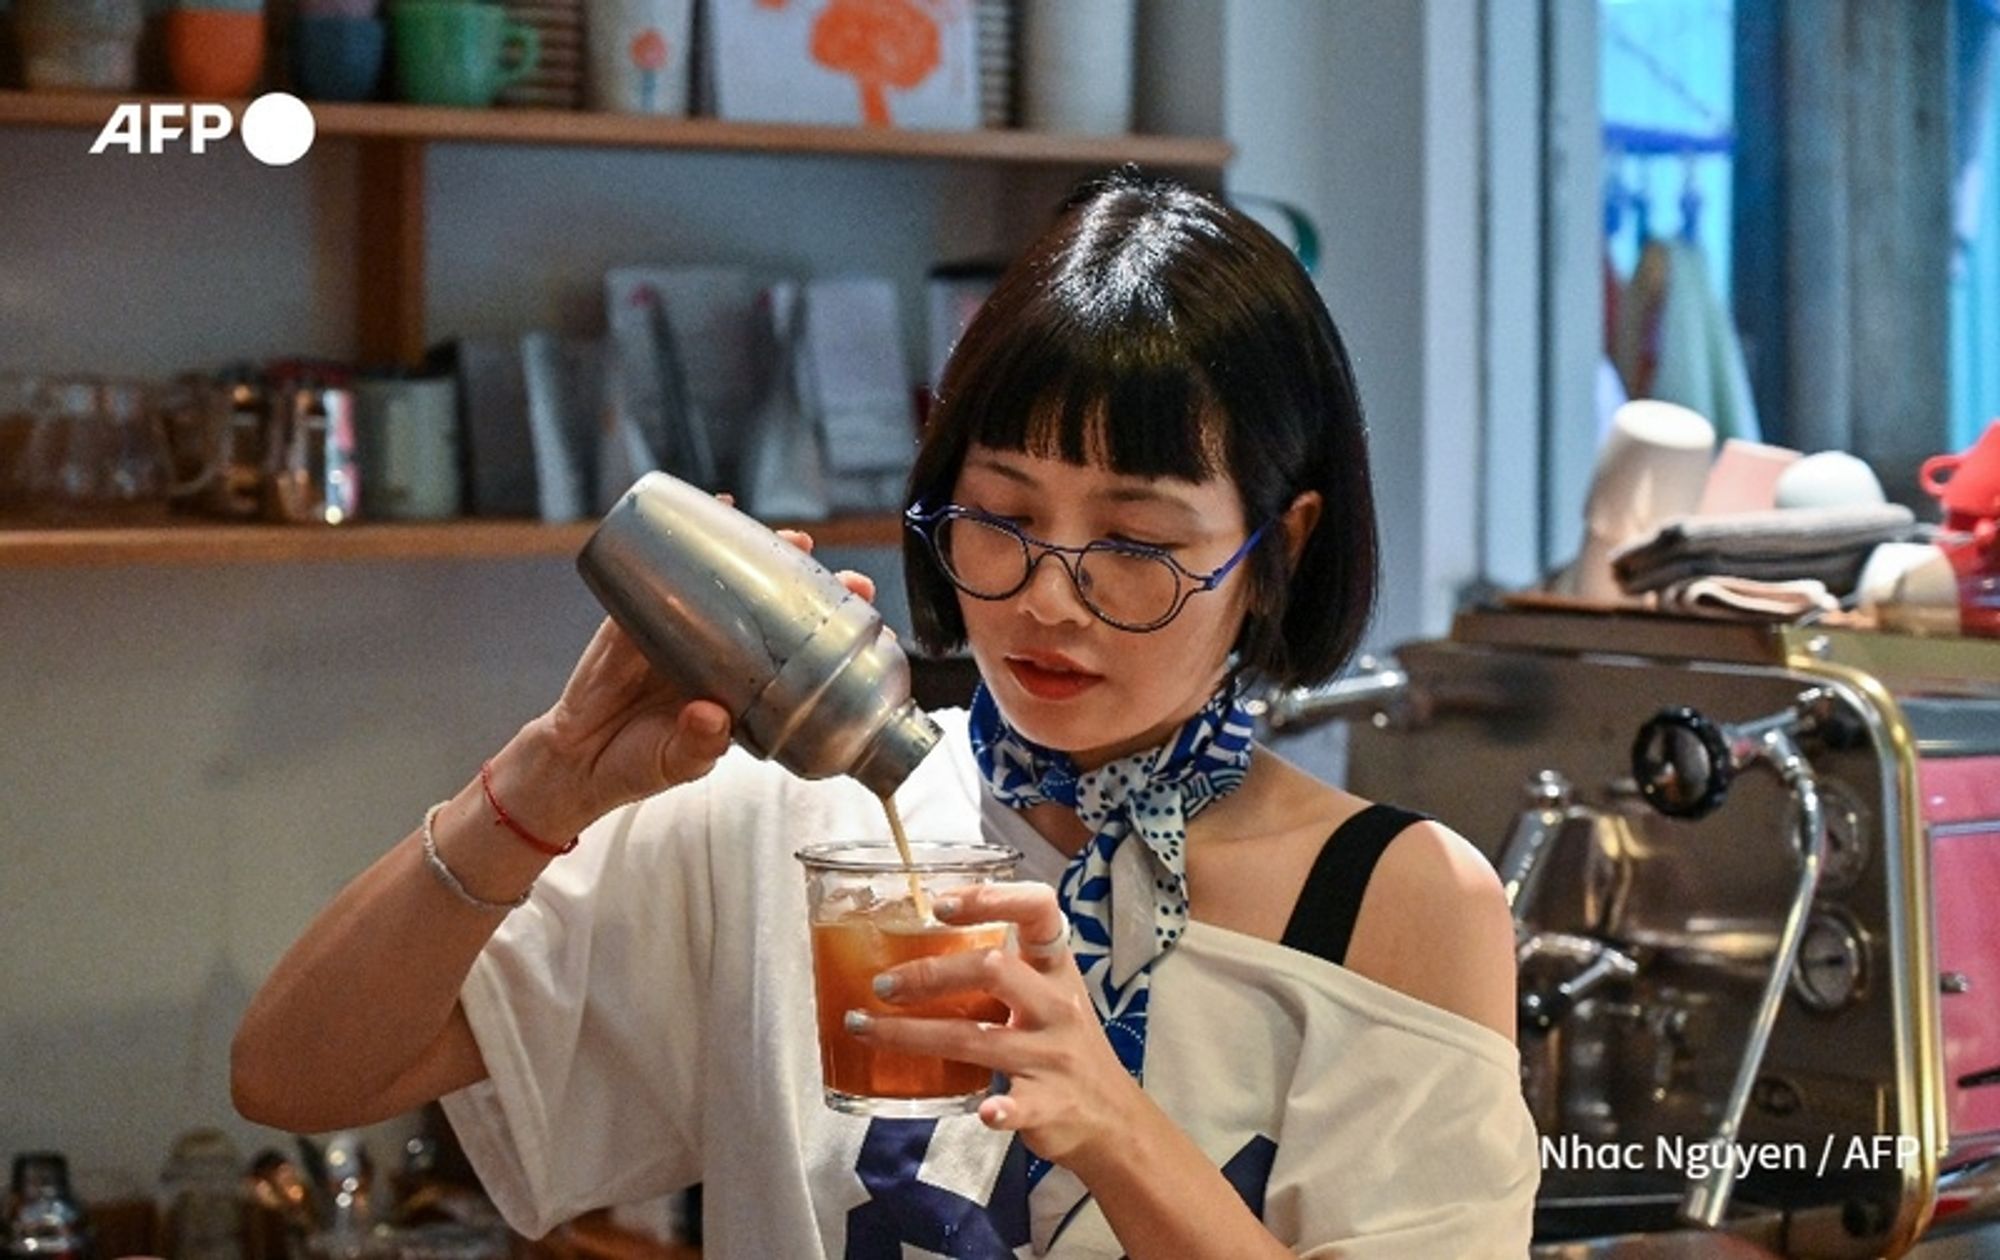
left=480, top=760, right=579, bottom=857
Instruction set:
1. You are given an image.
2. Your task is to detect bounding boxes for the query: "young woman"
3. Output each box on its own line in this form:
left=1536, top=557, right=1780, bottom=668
left=233, top=173, right=1537, bottom=1258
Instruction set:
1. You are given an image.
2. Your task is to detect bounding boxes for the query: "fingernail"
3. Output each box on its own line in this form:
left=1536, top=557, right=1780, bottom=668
left=844, top=1009, right=873, bottom=1035
left=692, top=709, right=727, bottom=736
left=932, top=898, right=958, bottom=919
left=871, top=972, right=899, bottom=998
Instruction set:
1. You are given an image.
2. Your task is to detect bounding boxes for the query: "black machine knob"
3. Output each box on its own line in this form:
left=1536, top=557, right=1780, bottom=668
left=1632, top=706, right=1735, bottom=819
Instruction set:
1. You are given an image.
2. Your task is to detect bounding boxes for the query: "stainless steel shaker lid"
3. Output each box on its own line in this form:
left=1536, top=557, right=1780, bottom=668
left=848, top=700, right=944, bottom=799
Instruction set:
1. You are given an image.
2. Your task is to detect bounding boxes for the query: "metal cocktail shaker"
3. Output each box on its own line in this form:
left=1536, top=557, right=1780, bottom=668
left=577, top=472, right=941, bottom=798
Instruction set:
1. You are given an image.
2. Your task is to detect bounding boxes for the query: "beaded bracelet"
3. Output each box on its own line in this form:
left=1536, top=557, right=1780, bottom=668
left=422, top=801, right=533, bottom=913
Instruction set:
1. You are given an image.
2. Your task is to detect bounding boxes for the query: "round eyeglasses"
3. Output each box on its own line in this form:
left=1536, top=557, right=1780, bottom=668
left=905, top=502, right=1270, bottom=632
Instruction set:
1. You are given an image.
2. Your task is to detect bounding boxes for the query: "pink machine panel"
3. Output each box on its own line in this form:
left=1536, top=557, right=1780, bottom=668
left=1923, top=754, right=2000, bottom=1141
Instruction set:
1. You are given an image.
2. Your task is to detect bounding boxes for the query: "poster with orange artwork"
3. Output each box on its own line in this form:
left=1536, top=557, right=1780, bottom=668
left=706, top=0, right=978, bottom=130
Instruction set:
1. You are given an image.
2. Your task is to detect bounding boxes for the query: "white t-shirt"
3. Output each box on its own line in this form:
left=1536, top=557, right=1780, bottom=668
left=441, top=710, right=1540, bottom=1258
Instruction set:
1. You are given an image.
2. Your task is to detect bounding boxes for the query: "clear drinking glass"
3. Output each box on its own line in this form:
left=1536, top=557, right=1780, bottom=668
left=0, top=374, right=43, bottom=514
left=796, top=840, right=1020, bottom=1118
left=18, top=377, right=179, bottom=520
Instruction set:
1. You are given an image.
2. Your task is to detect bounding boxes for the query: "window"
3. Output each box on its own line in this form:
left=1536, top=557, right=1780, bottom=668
left=1952, top=3, right=2000, bottom=450
left=1600, top=0, right=1735, bottom=299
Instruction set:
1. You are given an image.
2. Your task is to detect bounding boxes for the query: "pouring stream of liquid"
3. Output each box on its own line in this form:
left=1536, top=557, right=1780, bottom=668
left=879, top=795, right=935, bottom=922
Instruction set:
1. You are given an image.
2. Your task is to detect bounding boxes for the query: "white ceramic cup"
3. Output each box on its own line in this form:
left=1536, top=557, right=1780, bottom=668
left=587, top=0, right=693, bottom=115
left=1857, top=541, right=1960, bottom=635
left=355, top=376, right=460, bottom=520
left=1019, top=0, right=1135, bottom=134
left=1573, top=399, right=1717, bottom=599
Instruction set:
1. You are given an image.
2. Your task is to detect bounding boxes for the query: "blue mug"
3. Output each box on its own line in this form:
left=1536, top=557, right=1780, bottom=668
left=295, top=15, right=387, bottom=102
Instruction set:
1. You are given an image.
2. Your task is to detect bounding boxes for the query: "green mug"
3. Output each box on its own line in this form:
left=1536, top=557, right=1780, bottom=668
left=390, top=0, right=538, bottom=107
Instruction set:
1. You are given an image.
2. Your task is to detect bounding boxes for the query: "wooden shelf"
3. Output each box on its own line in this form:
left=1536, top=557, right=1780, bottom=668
left=0, top=91, right=1233, bottom=168
left=0, top=515, right=904, bottom=569
left=0, top=90, right=1227, bottom=570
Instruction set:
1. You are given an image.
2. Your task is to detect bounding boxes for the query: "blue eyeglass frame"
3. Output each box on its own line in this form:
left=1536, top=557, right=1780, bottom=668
left=904, top=501, right=1272, bottom=632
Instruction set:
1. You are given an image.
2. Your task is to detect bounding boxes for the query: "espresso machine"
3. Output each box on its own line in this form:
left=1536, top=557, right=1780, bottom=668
left=1264, top=605, right=2000, bottom=1259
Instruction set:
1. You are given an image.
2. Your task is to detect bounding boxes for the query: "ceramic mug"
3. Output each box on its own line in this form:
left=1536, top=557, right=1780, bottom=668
left=354, top=375, right=460, bottom=520
left=1860, top=542, right=1961, bottom=636
left=1019, top=0, right=1134, bottom=134
left=1694, top=438, right=1800, bottom=516
left=1572, top=399, right=1717, bottom=600
left=390, top=0, right=539, bottom=107
left=164, top=8, right=267, bottom=98
left=586, top=0, right=692, bottom=114
left=16, top=0, right=144, bottom=91
left=295, top=15, right=387, bottom=102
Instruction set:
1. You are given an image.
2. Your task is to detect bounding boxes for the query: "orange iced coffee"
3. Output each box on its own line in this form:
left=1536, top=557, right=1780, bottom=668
left=796, top=840, right=1019, bottom=1117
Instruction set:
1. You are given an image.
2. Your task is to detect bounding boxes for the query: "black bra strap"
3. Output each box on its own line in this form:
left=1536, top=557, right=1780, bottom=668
left=1280, top=804, right=1432, bottom=967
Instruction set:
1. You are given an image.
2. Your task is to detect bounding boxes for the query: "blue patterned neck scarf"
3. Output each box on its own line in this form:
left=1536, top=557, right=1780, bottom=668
left=967, top=679, right=1257, bottom=1085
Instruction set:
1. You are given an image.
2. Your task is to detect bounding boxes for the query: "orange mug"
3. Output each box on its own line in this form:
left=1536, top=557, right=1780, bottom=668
left=165, top=8, right=266, bottom=98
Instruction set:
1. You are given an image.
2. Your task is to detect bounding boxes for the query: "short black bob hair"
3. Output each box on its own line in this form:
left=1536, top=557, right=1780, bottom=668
left=903, top=169, right=1378, bottom=689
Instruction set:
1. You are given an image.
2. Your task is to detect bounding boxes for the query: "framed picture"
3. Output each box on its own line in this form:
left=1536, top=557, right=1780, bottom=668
left=706, top=0, right=979, bottom=130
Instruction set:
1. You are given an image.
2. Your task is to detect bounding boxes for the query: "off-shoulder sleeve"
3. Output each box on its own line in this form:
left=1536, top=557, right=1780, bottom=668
left=1273, top=983, right=1539, bottom=1259
left=1038, top=926, right=1539, bottom=1259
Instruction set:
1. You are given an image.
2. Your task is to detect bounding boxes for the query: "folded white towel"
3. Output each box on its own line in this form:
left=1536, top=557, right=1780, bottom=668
left=1655, top=575, right=1840, bottom=620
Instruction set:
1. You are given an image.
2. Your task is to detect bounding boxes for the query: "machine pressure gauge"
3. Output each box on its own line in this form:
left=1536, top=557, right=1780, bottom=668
left=1792, top=912, right=1868, bottom=1013
left=1790, top=781, right=1871, bottom=892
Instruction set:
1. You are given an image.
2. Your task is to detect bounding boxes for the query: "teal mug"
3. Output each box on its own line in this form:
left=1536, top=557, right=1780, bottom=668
left=390, top=0, right=538, bottom=107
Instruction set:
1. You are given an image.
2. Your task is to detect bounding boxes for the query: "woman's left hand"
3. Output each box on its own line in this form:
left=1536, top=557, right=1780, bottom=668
left=850, top=882, right=1144, bottom=1171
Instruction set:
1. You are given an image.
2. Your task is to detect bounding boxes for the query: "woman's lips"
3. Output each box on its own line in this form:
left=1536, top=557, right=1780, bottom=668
left=1005, top=656, right=1104, bottom=701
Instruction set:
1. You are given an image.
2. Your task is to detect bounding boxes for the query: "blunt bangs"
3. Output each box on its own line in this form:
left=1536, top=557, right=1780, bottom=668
left=951, top=306, right=1226, bottom=486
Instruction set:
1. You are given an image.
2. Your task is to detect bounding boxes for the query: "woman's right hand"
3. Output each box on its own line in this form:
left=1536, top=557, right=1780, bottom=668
left=500, top=529, right=879, bottom=838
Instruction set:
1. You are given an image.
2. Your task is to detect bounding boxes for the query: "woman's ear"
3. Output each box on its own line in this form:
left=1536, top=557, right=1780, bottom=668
left=1281, top=490, right=1322, bottom=569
